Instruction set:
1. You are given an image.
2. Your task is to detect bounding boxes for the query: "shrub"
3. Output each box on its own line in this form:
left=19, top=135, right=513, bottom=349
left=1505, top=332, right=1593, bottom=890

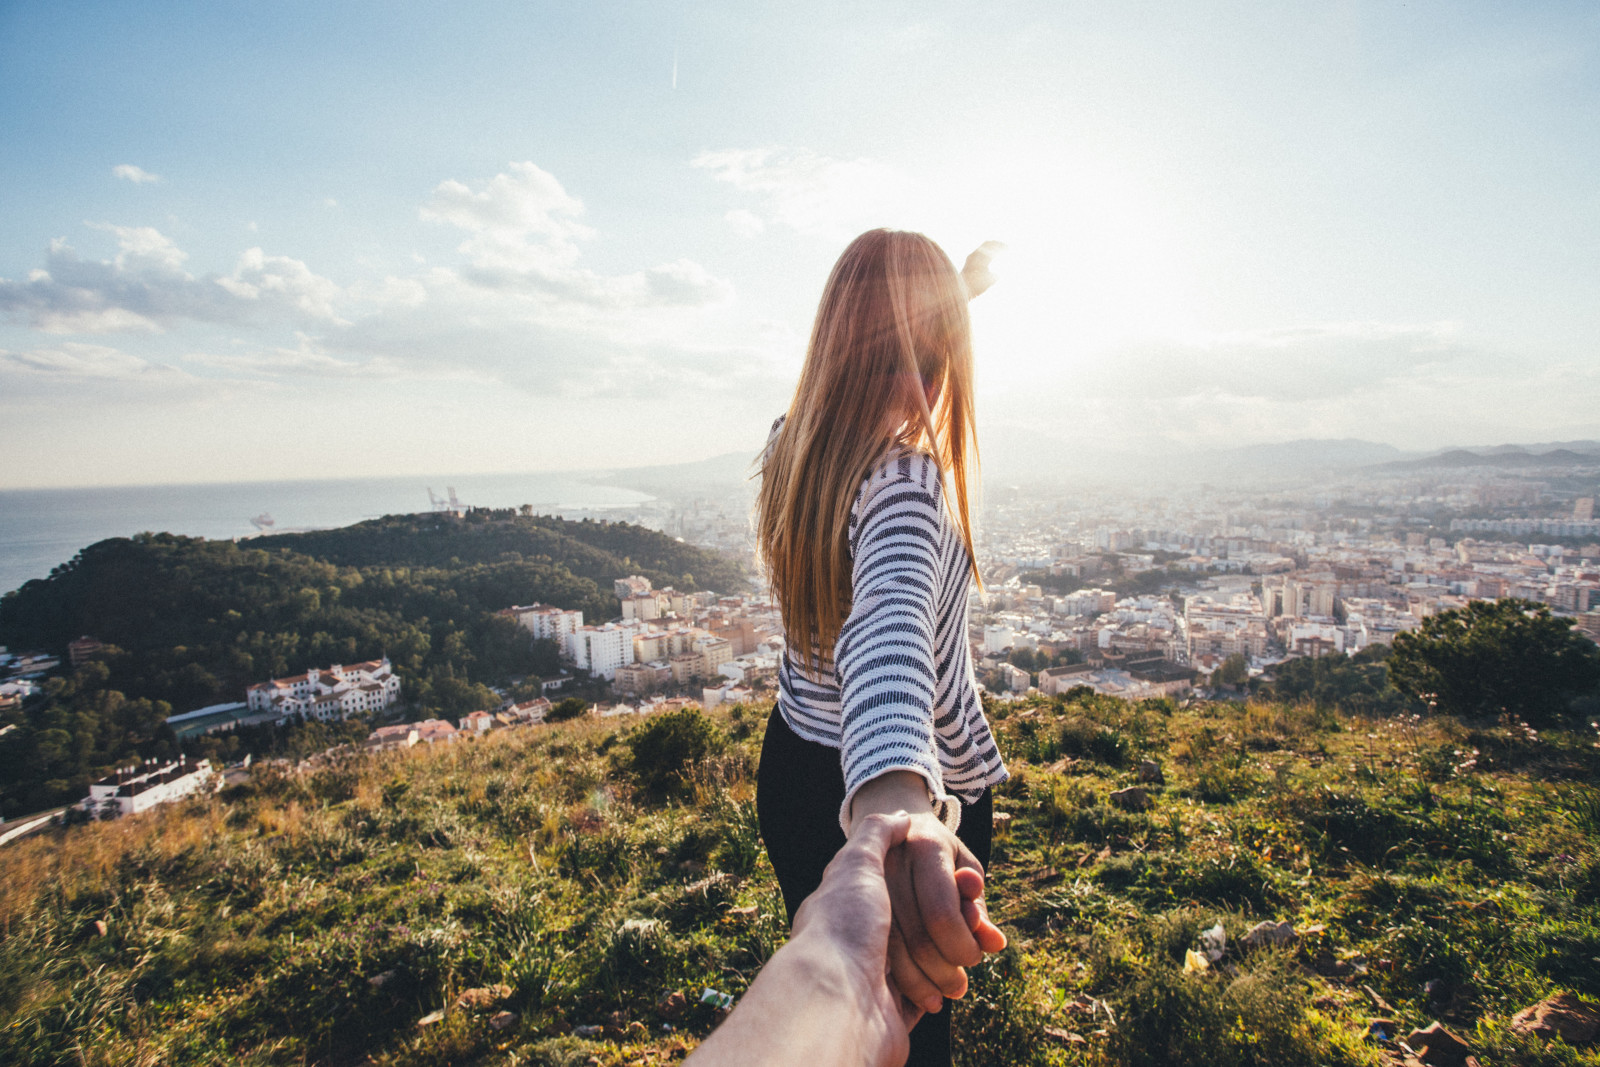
left=546, top=698, right=590, bottom=723
left=627, top=707, right=725, bottom=795
left=1058, top=717, right=1130, bottom=767
left=1389, top=598, right=1600, bottom=724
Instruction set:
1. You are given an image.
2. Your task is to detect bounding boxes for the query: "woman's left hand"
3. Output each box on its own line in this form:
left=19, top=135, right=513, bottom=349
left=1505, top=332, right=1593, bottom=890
left=961, top=241, right=1005, bottom=300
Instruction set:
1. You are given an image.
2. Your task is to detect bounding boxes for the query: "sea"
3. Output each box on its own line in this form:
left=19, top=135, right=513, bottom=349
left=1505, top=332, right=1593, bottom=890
left=0, top=472, right=653, bottom=596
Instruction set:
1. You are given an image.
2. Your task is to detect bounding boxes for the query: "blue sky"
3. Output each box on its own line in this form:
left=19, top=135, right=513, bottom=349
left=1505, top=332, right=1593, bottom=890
left=2, top=0, right=1598, bottom=487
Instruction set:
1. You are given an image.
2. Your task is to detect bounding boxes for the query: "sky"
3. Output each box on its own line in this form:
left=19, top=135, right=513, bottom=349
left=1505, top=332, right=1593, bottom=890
left=2, top=0, right=1598, bottom=488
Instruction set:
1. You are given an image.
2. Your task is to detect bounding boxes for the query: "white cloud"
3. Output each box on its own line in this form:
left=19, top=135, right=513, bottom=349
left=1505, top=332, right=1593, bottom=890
left=112, top=164, right=161, bottom=184
left=983, top=319, right=1596, bottom=457
left=1, top=162, right=762, bottom=405
left=421, top=161, right=592, bottom=273
left=1072, top=321, right=1473, bottom=404
left=218, top=247, right=345, bottom=322
left=0, top=224, right=344, bottom=333
left=693, top=146, right=905, bottom=239
left=182, top=336, right=390, bottom=379
left=0, top=341, right=185, bottom=381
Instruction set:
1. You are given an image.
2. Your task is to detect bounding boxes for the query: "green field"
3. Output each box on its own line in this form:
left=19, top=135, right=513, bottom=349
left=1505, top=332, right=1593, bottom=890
left=2, top=694, right=1598, bottom=1066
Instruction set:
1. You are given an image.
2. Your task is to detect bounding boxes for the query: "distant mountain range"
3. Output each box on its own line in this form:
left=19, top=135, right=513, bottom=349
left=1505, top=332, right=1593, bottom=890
left=588, top=436, right=1600, bottom=494
left=1375, top=443, right=1600, bottom=471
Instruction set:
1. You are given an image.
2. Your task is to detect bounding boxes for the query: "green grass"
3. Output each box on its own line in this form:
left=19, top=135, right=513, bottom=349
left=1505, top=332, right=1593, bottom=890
left=2, top=696, right=1598, bottom=1066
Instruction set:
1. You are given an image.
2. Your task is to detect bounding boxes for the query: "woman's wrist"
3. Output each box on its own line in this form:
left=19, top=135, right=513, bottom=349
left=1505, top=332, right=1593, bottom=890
left=848, top=770, right=936, bottom=835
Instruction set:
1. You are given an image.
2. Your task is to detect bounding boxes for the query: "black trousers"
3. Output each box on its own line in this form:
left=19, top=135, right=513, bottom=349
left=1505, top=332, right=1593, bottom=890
left=756, top=704, right=992, bottom=1067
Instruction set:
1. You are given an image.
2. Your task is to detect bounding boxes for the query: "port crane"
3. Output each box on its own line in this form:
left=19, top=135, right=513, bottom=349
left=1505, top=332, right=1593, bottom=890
left=427, top=487, right=465, bottom=512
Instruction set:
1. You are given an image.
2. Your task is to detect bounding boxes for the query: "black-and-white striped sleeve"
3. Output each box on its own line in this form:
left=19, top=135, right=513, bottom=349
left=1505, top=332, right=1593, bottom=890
left=834, top=455, right=958, bottom=831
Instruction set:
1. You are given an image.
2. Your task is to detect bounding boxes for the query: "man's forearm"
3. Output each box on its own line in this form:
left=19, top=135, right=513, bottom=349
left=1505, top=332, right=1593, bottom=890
left=688, top=937, right=882, bottom=1066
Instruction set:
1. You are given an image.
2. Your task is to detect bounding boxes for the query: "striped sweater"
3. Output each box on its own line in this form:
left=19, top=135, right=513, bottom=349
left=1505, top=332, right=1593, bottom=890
left=769, top=420, right=1009, bottom=833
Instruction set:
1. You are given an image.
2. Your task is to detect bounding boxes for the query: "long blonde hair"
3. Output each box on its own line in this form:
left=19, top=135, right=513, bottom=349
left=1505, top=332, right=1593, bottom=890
left=757, top=228, right=980, bottom=669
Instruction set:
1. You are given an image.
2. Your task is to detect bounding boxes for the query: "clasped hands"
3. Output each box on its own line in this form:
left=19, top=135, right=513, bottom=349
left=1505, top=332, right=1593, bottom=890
left=687, top=812, right=1006, bottom=1066
left=846, top=770, right=1006, bottom=1022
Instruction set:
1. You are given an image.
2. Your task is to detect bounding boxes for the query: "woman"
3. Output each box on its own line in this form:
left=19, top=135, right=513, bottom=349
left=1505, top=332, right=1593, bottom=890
left=754, top=229, right=1009, bottom=1066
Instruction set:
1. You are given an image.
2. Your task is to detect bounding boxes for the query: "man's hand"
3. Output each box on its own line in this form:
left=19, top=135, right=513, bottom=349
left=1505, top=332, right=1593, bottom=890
left=687, top=813, right=1006, bottom=1067
left=688, top=813, right=920, bottom=1066
left=792, top=813, right=924, bottom=1042
left=960, top=240, right=1005, bottom=300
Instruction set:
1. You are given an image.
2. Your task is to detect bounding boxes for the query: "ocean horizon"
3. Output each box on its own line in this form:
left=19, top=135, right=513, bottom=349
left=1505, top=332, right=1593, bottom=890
left=0, top=472, right=654, bottom=597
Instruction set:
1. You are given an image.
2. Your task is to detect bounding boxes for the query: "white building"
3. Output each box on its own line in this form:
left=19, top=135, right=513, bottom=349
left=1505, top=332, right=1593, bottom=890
left=998, top=662, right=1031, bottom=693
left=507, top=604, right=584, bottom=643
left=246, top=658, right=402, bottom=722
left=621, top=594, right=664, bottom=622
left=983, top=624, right=1015, bottom=654
left=82, top=758, right=218, bottom=818
left=567, top=623, right=637, bottom=680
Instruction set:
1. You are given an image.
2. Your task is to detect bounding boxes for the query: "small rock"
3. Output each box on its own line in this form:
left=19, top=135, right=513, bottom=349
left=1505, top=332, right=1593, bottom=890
left=1240, top=919, right=1297, bottom=951
left=1043, top=1026, right=1087, bottom=1045
left=368, top=969, right=397, bottom=989
left=1405, top=1021, right=1472, bottom=1067
left=1109, top=786, right=1150, bottom=812
left=1062, top=994, right=1097, bottom=1016
left=1199, top=923, right=1226, bottom=962
left=92, top=919, right=108, bottom=937
left=572, top=1024, right=603, bottom=1038
left=654, top=846, right=670, bottom=857
left=417, top=1009, right=446, bottom=1028
left=992, top=811, right=1014, bottom=829
left=1363, top=985, right=1397, bottom=1015
left=1510, top=992, right=1600, bottom=1045
left=1311, top=951, right=1352, bottom=977
left=489, top=1010, right=516, bottom=1031
left=454, top=984, right=512, bottom=1012
left=1137, top=759, right=1165, bottom=785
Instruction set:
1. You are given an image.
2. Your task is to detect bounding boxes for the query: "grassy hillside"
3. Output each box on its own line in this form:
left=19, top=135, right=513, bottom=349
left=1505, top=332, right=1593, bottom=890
left=2, top=696, right=1598, bottom=1066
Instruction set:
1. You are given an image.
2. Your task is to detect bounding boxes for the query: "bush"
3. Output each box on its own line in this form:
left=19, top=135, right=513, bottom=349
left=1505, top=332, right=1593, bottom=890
left=546, top=698, right=590, bottom=723
left=1058, top=717, right=1130, bottom=767
left=627, top=707, right=725, bottom=795
left=1389, top=598, right=1600, bottom=724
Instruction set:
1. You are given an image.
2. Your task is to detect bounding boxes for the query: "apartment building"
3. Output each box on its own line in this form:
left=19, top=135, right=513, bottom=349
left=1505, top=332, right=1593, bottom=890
left=246, top=658, right=402, bottom=722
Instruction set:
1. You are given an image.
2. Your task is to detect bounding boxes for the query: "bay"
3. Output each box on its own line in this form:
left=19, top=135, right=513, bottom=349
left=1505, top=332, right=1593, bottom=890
left=0, top=473, right=652, bottom=596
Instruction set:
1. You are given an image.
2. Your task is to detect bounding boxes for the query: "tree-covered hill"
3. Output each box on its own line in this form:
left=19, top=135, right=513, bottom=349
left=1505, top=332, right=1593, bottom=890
left=252, top=509, right=746, bottom=594
left=0, top=512, right=748, bottom=815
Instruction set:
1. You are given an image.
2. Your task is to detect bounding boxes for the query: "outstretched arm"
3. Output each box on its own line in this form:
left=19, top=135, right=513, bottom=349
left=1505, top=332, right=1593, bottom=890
left=960, top=240, right=1005, bottom=300
left=687, top=814, right=919, bottom=1067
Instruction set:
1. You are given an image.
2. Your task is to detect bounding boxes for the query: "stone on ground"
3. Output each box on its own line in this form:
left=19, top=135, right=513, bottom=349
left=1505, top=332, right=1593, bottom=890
left=1510, top=992, right=1600, bottom=1045
left=1109, top=786, right=1150, bottom=811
